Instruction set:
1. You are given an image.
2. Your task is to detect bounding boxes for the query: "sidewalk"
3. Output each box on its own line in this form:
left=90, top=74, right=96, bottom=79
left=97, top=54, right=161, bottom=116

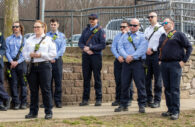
left=0, top=99, right=195, bottom=122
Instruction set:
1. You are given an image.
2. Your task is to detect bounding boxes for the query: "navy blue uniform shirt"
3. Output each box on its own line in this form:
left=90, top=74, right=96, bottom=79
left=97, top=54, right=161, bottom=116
left=78, top=24, right=106, bottom=54
left=158, top=31, right=192, bottom=62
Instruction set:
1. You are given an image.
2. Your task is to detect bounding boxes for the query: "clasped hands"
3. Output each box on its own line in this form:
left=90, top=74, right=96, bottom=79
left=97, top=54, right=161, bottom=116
left=83, top=46, right=94, bottom=55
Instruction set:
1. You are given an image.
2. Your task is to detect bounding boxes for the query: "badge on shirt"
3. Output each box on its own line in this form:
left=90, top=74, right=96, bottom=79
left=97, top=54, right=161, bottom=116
left=42, top=41, right=46, bottom=44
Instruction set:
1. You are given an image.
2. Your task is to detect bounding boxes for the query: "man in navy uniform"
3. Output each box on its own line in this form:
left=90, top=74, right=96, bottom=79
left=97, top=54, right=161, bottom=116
left=111, top=20, right=134, bottom=106
left=46, top=18, right=66, bottom=108
left=159, top=18, right=192, bottom=120
left=115, top=18, right=147, bottom=113
left=0, top=32, right=12, bottom=111
left=79, top=14, right=106, bottom=106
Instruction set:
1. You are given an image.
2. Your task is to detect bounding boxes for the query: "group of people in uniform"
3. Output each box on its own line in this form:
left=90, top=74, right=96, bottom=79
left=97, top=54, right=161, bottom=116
left=0, top=19, right=66, bottom=119
left=0, top=12, right=193, bottom=120
left=110, top=12, right=192, bottom=120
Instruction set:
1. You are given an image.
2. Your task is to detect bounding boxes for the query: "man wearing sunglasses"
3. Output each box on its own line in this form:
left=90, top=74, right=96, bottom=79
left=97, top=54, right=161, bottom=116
left=79, top=14, right=106, bottom=106
left=159, top=18, right=192, bottom=120
left=0, top=33, right=12, bottom=111
left=5, top=21, right=27, bottom=110
left=115, top=18, right=147, bottom=113
left=111, top=20, right=134, bottom=107
left=144, top=12, right=165, bottom=108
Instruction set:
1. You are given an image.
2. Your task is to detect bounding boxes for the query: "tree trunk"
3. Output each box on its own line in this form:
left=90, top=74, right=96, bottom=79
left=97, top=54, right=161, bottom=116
left=4, top=0, right=19, bottom=38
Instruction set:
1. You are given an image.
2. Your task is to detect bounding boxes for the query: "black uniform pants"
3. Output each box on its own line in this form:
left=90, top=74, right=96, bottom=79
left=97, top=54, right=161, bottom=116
left=28, top=62, right=52, bottom=115
left=82, top=53, right=102, bottom=101
left=114, top=59, right=134, bottom=102
left=10, top=62, right=27, bottom=105
left=145, top=52, right=162, bottom=103
left=120, top=61, right=146, bottom=107
left=0, top=66, right=10, bottom=105
left=51, top=57, right=63, bottom=105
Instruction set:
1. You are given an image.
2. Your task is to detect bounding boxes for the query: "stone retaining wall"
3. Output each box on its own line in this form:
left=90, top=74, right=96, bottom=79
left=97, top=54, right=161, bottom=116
left=3, top=47, right=195, bottom=105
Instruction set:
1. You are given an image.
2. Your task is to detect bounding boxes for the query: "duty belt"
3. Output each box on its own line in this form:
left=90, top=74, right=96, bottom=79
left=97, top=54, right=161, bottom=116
left=32, top=61, right=50, bottom=66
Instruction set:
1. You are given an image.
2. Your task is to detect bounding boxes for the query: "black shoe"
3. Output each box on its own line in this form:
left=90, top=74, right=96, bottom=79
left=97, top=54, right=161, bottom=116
left=40, top=104, right=44, bottom=108
left=161, top=111, right=172, bottom=117
left=111, top=101, right=119, bottom=106
left=56, top=103, right=62, bottom=108
left=25, top=113, right=37, bottom=119
left=20, top=103, right=27, bottom=109
left=170, top=113, right=179, bottom=120
left=114, top=106, right=128, bottom=112
left=95, top=101, right=102, bottom=106
left=139, top=106, right=145, bottom=113
left=5, top=97, right=12, bottom=109
left=45, top=114, right=52, bottom=119
left=13, top=104, right=20, bottom=110
left=145, top=102, right=153, bottom=107
left=79, top=101, right=89, bottom=106
left=151, top=102, right=160, bottom=108
left=0, top=104, right=7, bottom=111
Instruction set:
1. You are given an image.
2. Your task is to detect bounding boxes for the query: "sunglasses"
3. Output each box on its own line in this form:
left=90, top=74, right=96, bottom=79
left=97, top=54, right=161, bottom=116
left=162, top=22, right=170, bottom=26
left=33, top=26, right=42, bottom=29
left=120, top=26, right=128, bottom=28
left=147, top=16, right=156, bottom=19
left=129, top=24, right=138, bottom=27
left=89, top=18, right=96, bottom=20
left=12, top=26, right=20, bottom=28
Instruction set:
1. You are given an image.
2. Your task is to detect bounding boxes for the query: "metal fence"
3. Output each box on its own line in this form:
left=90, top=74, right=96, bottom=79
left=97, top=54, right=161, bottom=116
left=45, top=1, right=195, bottom=44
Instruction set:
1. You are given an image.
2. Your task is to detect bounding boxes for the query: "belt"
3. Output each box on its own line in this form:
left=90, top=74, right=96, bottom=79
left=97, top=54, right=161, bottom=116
left=32, top=61, right=50, bottom=66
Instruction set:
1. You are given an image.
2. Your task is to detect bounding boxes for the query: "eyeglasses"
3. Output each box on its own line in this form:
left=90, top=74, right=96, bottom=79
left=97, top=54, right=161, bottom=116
left=33, top=26, right=42, bottom=29
left=12, top=26, right=20, bottom=28
left=89, top=18, right=96, bottom=20
left=120, top=26, right=128, bottom=28
left=162, top=22, right=170, bottom=26
left=129, top=24, right=138, bottom=27
left=147, top=16, right=156, bottom=19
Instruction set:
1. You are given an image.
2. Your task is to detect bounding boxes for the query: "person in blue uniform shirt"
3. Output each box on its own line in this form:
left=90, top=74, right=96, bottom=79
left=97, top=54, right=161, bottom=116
left=144, top=12, right=165, bottom=108
left=111, top=20, right=134, bottom=106
left=44, top=18, right=66, bottom=108
left=0, top=32, right=12, bottom=111
left=6, top=21, right=27, bottom=110
left=159, top=18, right=192, bottom=120
left=114, top=18, right=147, bottom=113
left=23, top=20, right=56, bottom=119
left=78, top=14, right=106, bottom=106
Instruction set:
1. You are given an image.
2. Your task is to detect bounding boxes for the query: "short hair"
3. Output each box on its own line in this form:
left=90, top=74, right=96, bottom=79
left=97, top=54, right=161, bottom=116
left=13, top=21, right=25, bottom=35
left=121, top=20, right=130, bottom=26
left=164, top=17, right=174, bottom=23
left=50, top=18, right=59, bottom=23
left=35, top=20, right=47, bottom=33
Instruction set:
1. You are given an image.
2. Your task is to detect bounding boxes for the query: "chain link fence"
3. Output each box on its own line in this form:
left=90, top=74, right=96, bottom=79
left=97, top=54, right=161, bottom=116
left=45, top=1, right=195, bottom=45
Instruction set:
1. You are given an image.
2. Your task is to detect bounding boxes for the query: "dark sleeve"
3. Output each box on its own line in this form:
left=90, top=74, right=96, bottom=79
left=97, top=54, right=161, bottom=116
left=89, top=29, right=106, bottom=51
left=178, top=32, right=193, bottom=62
left=0, top=34, right=6, bottom=56
left=78, top=29, right=86, bottom=50
left=157, top=34, right=165, bottom=52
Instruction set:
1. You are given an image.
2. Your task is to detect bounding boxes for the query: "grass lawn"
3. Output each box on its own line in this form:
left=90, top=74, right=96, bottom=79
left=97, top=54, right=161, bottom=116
left=0, top=110, right=195, bottom=127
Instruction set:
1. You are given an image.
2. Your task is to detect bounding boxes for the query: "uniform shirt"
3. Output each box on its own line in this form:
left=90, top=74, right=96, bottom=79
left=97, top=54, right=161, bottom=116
left=118, top=31, right=148, bottom=60
left=0, top=33, right=6, bottom=68
left=6, top=34, right=25, bottom=64
left=46, top=31, right=66, bottom=59
left=111, top=32, right=123, bottom=58
left=78, top=24, right=106, bottom=54
left=158, top=31, right=192, bottom=62
left=22, top=34, right=56, bottom=63
left=144, top=23, right=165, bottom=51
